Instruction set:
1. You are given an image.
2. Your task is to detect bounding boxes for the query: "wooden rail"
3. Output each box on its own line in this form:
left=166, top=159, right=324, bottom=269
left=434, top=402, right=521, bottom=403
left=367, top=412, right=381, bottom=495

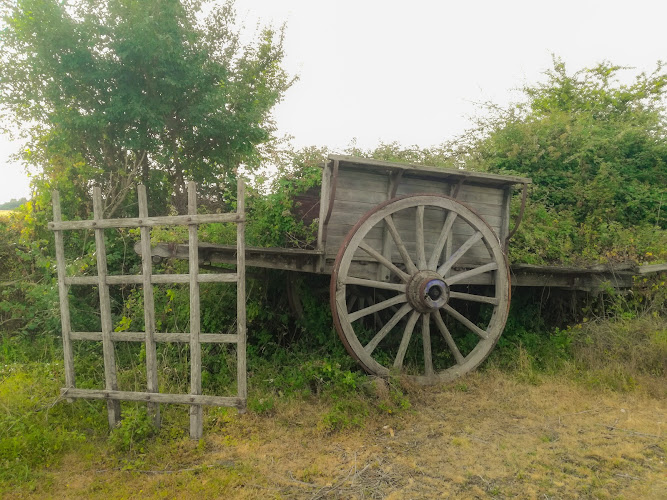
left=51, top=182, right=246, bottom=439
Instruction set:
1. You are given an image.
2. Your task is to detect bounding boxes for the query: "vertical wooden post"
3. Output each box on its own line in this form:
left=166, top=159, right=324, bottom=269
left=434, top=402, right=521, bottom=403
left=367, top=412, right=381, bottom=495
left=187, top=182, right=203, bottom=440
left=138, top=185, right=160, bottom=427
left=236, top=180, right=247, bottom=408
left=52, top=191, right=76, bottom=392
left=500, top=186, right=512, bottom=255
left=316, top=162, right=331, bottom=273
left=92, top=187, right=121, bottom=428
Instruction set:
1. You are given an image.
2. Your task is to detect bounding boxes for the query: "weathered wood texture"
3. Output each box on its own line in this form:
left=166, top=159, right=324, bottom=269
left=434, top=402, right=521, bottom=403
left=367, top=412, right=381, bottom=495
left=323, top=163, right=512, bottom=268
left=51, top=191, right=75, bottom=396
left=92, top=187, right=122, bottom=427
left=327, top=155, right=532, bottom=187
left=61, top=388, right=245, bottom=408
left=188, top=182, right=204, bottom=439
left=142, top=241, right=658, bottom=292
left=50, top=182, right=246, bottom=439
left=138, top=185, right=160, bottom=426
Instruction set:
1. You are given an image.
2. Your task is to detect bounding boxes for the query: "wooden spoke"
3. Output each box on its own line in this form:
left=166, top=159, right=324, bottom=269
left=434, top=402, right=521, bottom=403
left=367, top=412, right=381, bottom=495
left=443, top=304, right=488, bottom=339
left=415, top=205, right=426, bottom=269
left=331, top=194, right=510, bottom=384
left=449, top=291, right=500, bottom=305
left=422, top=313, right=433, bottom=376
left=428, top=211, right=458, bottom=271
left=433, top=312, right=465, bottom=365
left=364, top=303, right=413, bottom=355
left=445, top=262, right=498, bottom=286
left=344, top=277, right=406, bottom=292
left=437, top=231, right=483, bottom=276
left=349, top=294, right=407, bottom=322
left=393, top=310, right=420, bottom=369
left=383, top=215, right=418, bottom=274
left=359, top=242, right=410, bottom=282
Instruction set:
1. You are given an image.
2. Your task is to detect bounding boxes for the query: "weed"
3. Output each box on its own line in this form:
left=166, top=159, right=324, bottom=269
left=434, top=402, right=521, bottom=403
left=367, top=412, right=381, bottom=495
left=247, top=395, right=276, bottom=415
left=109, top=405, right=157, bottom=454
left=0, top=363, right=88, bottom=489
left=318, top=397, right=370, bottom=433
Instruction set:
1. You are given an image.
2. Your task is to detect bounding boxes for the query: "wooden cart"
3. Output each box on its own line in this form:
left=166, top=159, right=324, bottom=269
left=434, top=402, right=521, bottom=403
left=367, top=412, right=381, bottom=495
left=149, top=155, right=532, bottom=385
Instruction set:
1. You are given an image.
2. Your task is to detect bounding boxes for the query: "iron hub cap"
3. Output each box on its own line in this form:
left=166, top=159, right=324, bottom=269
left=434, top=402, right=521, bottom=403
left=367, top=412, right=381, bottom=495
left=406, top=271, right=449, bottom=313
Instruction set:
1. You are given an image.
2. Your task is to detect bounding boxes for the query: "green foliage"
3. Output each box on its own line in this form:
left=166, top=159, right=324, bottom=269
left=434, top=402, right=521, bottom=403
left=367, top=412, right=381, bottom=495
left=246, top=151, right=323, bottom=248
left=109, top=405, right=157, bottom=454
left=318, top=398, right=369, bottom=433
left=0, top=0, right=293, bottom=214
left=459, top=58, right=667, bottom=264
left=0, top=363, right=90, bottom=488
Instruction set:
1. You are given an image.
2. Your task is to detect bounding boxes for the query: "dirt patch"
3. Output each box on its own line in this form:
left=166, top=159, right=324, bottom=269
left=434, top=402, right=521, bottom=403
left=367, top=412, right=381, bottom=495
left=11, top=372, right=667, bottom=499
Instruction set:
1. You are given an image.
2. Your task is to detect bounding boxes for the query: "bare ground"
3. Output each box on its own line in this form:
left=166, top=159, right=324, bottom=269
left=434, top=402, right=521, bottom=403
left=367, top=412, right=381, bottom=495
left=11, top=371, right=667, bottom=499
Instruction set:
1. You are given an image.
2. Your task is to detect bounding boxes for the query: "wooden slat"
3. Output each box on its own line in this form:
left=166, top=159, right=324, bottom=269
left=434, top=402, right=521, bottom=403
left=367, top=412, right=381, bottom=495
left=48, top=212, right=244, bottom=231
left=317, top=161, right=331, bottom=272
left=333, top=186, right=505, bottom=219
left=638, top=263, right=667, bottom=274
left=52, top=182, right=247, bottom=439
left=65, top=273, right=239, bottom=286
left=328, top=154, right=532, bottom=186
left=52, top=191, right=75, bottom=392
left=93, top=187, right=121, bottom=427
left=236, top=181, right=247, bottom=406
left=60, top=388, right=245, bottom=408
left=396, top=178, right=449, bottom=196
left=378, top=171, right=403, bottom=280
left=187, top=182, right=203, bottom=440
left=335, top=187, right=388, bottom=205
left=70, top=331, right=239, bottom=343
left=326, top=213, right=502, bottom=240
left=138, top=185, right=160, bottom=426
left=335, top=169, right=389, bottom=194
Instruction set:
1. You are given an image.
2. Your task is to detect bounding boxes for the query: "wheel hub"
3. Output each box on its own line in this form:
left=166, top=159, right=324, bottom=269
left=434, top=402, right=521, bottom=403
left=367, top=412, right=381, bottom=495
left=406, top=271, right=449, bottom=313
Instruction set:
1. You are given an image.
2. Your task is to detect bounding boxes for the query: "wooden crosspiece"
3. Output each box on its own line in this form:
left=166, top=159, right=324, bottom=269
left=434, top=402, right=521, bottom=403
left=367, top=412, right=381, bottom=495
left=49, top=181, right=246, bottom=439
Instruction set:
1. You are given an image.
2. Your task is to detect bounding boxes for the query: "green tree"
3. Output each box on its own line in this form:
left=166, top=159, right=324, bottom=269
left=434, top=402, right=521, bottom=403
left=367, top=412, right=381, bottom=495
left=0, top=0, right=293, bottom=215
left=456, top=58, right=667, bottom=263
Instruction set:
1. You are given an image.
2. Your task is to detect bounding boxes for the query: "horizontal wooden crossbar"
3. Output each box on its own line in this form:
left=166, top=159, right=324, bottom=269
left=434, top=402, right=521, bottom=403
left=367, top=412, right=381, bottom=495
left=48, top=213, right=244, bottom=231
left=65, top=273, right=238, bottom=285
left=70, top=331, right=238, bottom=343
left=61, top=388, right=245, bottom=408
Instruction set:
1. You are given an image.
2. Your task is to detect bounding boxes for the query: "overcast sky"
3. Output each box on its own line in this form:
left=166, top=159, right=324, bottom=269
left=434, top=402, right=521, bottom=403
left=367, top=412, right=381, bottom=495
left=1, top=0, right=665, bottom=204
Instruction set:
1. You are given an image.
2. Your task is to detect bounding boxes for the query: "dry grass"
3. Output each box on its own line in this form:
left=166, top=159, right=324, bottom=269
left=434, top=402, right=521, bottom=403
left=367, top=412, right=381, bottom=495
left=5, top=371, right=666, bottom=499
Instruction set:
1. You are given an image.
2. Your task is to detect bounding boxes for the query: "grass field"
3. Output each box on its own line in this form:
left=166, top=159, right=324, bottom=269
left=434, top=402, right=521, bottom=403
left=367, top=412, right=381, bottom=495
left=1, top=368, right=665, bottom=499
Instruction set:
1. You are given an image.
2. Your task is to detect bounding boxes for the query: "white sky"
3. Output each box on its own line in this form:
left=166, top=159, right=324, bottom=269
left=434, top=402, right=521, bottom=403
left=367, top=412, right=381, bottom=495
left=1, top=0, right=665, bottom=204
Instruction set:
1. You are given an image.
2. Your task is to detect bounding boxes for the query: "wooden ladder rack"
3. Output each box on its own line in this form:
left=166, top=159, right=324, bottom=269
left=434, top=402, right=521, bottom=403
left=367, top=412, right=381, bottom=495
left=49, top=181, right=246, bottom=439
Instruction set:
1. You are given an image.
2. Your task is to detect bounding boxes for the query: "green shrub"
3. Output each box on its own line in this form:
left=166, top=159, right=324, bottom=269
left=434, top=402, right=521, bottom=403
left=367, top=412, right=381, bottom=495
left=109, top=405, right=158, bottom=454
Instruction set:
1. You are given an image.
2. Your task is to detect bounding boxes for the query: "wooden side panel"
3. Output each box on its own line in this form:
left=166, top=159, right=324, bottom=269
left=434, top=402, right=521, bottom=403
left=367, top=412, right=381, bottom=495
left=324, top=168, right=507, bottom=268
left=326, top=169, right=388, bottom=258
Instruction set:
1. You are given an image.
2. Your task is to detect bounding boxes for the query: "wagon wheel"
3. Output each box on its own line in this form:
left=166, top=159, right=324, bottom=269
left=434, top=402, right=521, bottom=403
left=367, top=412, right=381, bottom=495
left=330, top=194, right=510, bottom=385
